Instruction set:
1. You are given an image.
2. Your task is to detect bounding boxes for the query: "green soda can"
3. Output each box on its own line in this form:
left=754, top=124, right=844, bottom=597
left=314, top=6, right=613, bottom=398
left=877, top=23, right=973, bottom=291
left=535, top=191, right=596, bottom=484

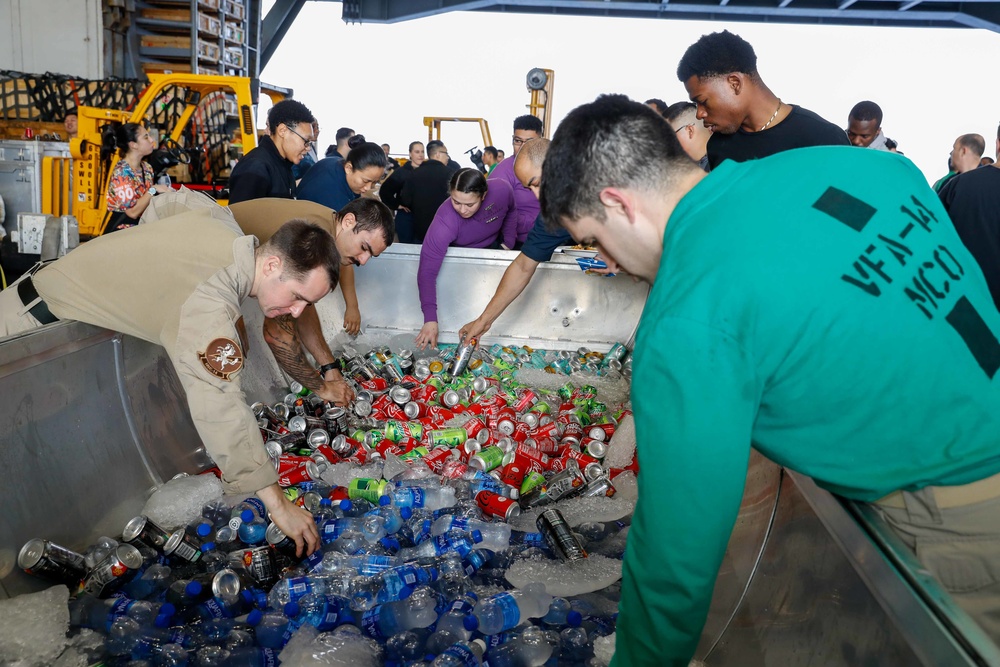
left=521, top=470, right=546, bottom=495
left=350, top=428, right=368, bottom=442
left=426, top=376, right=446, bottom=391
left=289, top=381, right=311, bottom=397
left=571, top=407, right=593, bottom=426
left=470, top=445, right=507, bottom=472
left=385, top=420, right=423, bottom=443
left=579, top=385, right=599, bottom=398
left=429, top=427, right=468, bottom=448
left=399, top=446, right=430, bottom=462
left=283, top=486, right=302, bottom=502
left=348, top=478, right=386, bottom=504
left=557, top=382, right=575, bottom=400
left=530, top=401, right=552, bottom=415
left=589, top=401, right=608, bottom=416
left=493, top=358, right=515, bottom=372
left=603, top=342, right=628, bottom=367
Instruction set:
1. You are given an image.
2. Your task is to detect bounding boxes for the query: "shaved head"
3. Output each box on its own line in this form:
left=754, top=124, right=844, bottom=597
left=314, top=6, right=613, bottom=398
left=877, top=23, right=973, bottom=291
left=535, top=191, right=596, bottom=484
left=514, top=138, right=549, bottom=197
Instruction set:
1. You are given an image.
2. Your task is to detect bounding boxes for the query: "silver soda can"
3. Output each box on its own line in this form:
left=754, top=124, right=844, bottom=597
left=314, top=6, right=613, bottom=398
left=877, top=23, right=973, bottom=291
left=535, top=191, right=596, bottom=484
left=389, top=386, right=412, bottom=405
left=307, top=429, right=331, bottom=448
left=537, top=508, right=587, bottom=562
left=442, top=390, right=461, bottom=408
left=264, top=439, right=284, bottom=460
left=83, top=544, right=144, bottom=597
left=163, top=530, right=203, bottom=564
left=265, top=523, right=299, bottom=559
left=585, top=440, right=608, bottom=460
left=323, top=407, right=349, bottom=434
left=353, top=399, right=373, bottom=418
left=122, top=515, right=171, bottom=552
left=472, top=376, right=489, bottom=394
left=18, top=538, right=87, bottom=586
left=273, top=402, right=291, bottom=422
left=449, top=337, right=478, bottom=377
left=581, top=475, right=617, bottom=498
left=414, top=365, right=431, bottom=381
left=520, top=412, right=539, bottom=429
left=587, top=426, right=607, bottom=442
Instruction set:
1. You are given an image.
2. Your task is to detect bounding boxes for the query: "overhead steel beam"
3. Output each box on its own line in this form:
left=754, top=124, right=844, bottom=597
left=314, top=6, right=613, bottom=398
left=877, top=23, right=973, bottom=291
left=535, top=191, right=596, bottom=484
left=262, top=0, right=308, bottom=70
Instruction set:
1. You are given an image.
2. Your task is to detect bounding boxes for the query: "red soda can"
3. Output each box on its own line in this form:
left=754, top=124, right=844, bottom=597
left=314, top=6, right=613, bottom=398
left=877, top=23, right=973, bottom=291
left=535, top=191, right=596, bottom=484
left=376, top=439, right=405, bottom=459
left=344, top=445, right=372, bottom=465
left=330, top=485, right=350, bottom=502
left=373, top=393, right=393, bottom=413
left=398, top=436, right=423, bottom=452
left=278, top=461, right=320, bottom=486
left=404, top=401, right=428, bottom=419
left=463, top=416, right=489, bottom=441
left=562, top=421, right=584, bottom=440
left=499, top=460, right=527, bottom=488
left=531, top=421, right=561, bottom=440
left=476, top=490, right=521, bottom=522
left=276, top=454, right=312, bottom=475
left=516, top=442, right=550, bottom=467
left=384, top=402, right=407, bottom=421
left=426, top=405, right=455, bottom=423
left=526, top=435, right=560, bottom=455
left=562, top=448, right=601, bottom=469
left=23, top=127, right=34, bottom=139
left=424, top=445, right=457, bottom=473
left=361, top=377, right=389, bottom=391
left=410, top=384, right=438, bottom=403
left=512, top=389, right=538, bottom=413
left=589, top=423, right=616, bottom=441
left=311, top=443, right=340, bottom=465
left=509, top=421, right=530, bottom=443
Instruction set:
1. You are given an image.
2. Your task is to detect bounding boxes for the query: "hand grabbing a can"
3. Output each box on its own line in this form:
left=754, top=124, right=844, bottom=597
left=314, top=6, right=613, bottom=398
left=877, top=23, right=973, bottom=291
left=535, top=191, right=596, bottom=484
left=415, top=321, right=439, bottom=350
left=256, top=484, right=320, bottom=557
left=459, top=317, right=490, bottom=344
left=343, top=305, right=361, bottom=335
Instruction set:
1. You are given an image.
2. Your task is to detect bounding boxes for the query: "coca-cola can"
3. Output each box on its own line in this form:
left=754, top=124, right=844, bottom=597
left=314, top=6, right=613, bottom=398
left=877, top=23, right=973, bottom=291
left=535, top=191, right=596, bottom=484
left=331, top=433, right=361, bottom=455
left=520, top=412, right=539, bottom=429
left=537, top=508, right=587, bottom=562
left=278, top=461, right=320, bottom=486
left=18, top=538, right=87, bottom=587
left=476, top=490, right=521, bottom=522
left=499, top=461, right=527, bottom=488
left=288, top=415, right=324, bottom=433
left=497, top=418, right=516, bottom=436
left=122, top=515, right=171, bottom=552
left=360, top=377, right=389, bottom=392
left=404, top=401, right=428, bottom=419
left=83, top=544, right=144, bottom=597
left=585, top=439, right=608, bottom=460
left=277, top=454, right=313, bottom=475
left=389, top=385, right=412, bottom=405
left=423, top=446, right=457, bottom=473
left=376, top=439, right=406, bottom=459
left=511, top=389, right=538, bottom=413
left=311, top=442, right=340, bottom=465
left=463, top=416, right=488, bottom=442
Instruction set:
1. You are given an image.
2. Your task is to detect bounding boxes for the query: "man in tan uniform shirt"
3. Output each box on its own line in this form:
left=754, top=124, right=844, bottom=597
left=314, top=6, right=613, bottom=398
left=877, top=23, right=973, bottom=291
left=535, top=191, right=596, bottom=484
left=142, top=190, right=395, bottom=407
left=0, top=211, right=330, bottom=555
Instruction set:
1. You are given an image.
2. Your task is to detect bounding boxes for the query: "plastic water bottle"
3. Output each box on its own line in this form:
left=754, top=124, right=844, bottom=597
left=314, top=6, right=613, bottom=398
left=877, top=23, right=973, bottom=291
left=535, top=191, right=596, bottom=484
left=398, top=529, right=483, bottom=560
left=378, top=563, right=439, bottom=603
left=237, top=510, right=268, bottom=545
left=432, top=638, right=487, bottom=666
left=385, top=484, right=457, bottom=511
left=229, top=497, right=267, bottom=531
left=357, top=585, right=439, bottom=640
left=474, top=584, right=552, bottom=635
left=426, top=591, right=479, bottom=654
left=70, top=594, right=176, bottom=632
left=202, top=499, right=232, bottom=527
left=287, top=592, right=354, bottom=632
left=123, top=563, right=173, bottom=600
left=319, top=515, right=387, bottom=544
left=431, top=515, right=511, bottom=551
left=481, top=626, right=555, bottom=667
left=267, top=574, right=329, bottom=608
left=254, top=608, right=295, bottom=650
left=220, top=646, right=279, bottom=666
left=369, top=502, right=414, bottom=534
left=165, top=576, right=214, bottom=609
left=559, top=625, right=591, bottom=662
left=541, top=597, right=583, bottom=628
left=200, top=542, right=229, bottom=573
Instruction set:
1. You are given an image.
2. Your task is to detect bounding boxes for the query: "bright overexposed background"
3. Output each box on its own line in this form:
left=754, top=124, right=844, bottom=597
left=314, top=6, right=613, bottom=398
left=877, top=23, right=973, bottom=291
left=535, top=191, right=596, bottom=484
left=262, top=2, right=1000, bottom=183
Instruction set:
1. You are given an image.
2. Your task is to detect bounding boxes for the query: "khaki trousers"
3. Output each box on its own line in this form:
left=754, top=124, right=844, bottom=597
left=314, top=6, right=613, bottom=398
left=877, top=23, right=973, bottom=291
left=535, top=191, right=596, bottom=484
left=0, top=264, right=53, bottom=338
left=874, top=479, right=1000, bottom=641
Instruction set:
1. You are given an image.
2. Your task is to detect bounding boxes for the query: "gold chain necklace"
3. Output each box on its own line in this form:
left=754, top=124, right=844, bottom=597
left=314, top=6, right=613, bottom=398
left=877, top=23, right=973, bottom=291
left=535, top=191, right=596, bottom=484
left=760, top=99, right=782, bottom=131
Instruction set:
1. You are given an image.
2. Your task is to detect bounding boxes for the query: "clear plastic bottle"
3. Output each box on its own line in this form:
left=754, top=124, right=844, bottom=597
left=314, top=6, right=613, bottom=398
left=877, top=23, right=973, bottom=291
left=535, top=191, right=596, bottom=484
left=287, top=592, right=354, bottom=632
left=319, top=515, right=388, bottom=545
left=70, top=594, right=176, bottom=632
left=200, top=542, right=229, bottom=574
left=236, top=510, right=268, bottom=545
left=432, top=638, right=487, bottom=666
left=558, top=625, right=591, bottom=662
left=165, top=576, right=214, bottom=609
left=384, top=484, right=457, bottom=511
left=254, top=607, right=296, bottom=650
left=369, top=501, right=414, bottom=534
left=473, top=584, right=552, bottom=635
left=541, top=597, right=583, bottom=628
left=398, top=529, right=483, bottom=560
left=266, top=574, right=329, bottom=609
left=430, top=516, right=511, bottom=551
left=357, top=585, right=439, bottom=641
left=220, top=646, right=279, bottom=667
left=123, top=563, right=173, bottom=600
left=481, top=626, right=555, bottom=667
left=425, top=591, right=479, bottom=654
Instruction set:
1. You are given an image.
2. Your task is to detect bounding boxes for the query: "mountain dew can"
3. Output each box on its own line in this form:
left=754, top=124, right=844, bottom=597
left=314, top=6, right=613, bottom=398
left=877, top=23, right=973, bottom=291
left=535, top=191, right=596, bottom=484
left=385, top=420, right=423, bottom=442
left=429, top=427, right=468, bottom=448
left=348, top=478, right=386, bottom=503
left=399, top=446, right=430, bottom=462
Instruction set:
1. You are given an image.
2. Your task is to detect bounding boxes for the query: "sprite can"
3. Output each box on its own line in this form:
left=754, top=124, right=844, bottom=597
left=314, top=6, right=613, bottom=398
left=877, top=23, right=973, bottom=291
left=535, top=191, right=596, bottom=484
left=399, top=446, right=430, bottom=462
left=521, top=470, right=546, bottom=495
left=348, top=478, right=387, bottom=504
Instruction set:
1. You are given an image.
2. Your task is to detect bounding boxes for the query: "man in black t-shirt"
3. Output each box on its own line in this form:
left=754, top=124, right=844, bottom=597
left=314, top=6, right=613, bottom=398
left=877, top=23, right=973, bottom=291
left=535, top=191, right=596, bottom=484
left=939, top=126, right=1000, bottom=311
left=676, top=30, right=848, bottom=170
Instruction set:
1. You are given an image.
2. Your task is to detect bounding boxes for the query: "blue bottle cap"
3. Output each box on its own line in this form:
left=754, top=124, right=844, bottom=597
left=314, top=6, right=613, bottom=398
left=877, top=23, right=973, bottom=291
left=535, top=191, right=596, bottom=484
left=320, top=497, right=332, bottom=506
left=159, top=602, right=176, bottom=618
left=154, top=613, right=172, bottom=628
left=471, top=529, right=483, bottom=543
left=241, top=589, right=253, bottom=603
left=201, top=542, right=216, bottom=552
left=340, top=499, right=352, bottom=511
left=186, top=581, right=202, bottom=596
left=379, top=537, right=401, bottom=552
left=567, top=610, right=583, bottom=627
left=463, top=614, right=480, bottom=631
left=284, top=602, right=301, bottom=618
left=400, top=506, right=413, bottom=520
left=246, top=608, right=263, bottom=626
left=196, top=522, right=213, bottom=537
left=241, top=509, right=255, bottom=522
left=379, top=495, right=391, bottom=506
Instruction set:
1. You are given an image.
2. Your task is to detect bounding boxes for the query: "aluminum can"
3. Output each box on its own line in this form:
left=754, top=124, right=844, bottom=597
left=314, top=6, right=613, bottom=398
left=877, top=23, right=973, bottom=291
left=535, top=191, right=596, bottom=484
left=470, top=445, right=506, bottom=472
left=449, top=337, right=478, bottom=377
left=442, top=389, right=461, bottom=409
left=521, top=459, right=587, bottom=508
left=122, top=515, right=171, bottom=552
left=273, top=402, right=291, bottom=422
left=520, top=470, right=546, bottom=496
left=278, top=461, right=320, bottom=487
left=603, top=342, right=628, bottom=367
left=348, top=478, right=387, bottom=504
left=463, top=416, right=489, bottom=442
left=164, top=530, right=203, bottom=564
left=289, top=381, right=310, bottom=397
left=360, top=377, right=389, bottom=392
left=18, top=538, right=87, bottom=586
left=323, top=407, right=349, bottom=434
left=375, top=439, right=405, bottom=459
left=580, top=475, right=617, bottom=498
left=476, top=490, right=521, bottom=521
left=385, top=420, right=423, bottom=442
left=383, top=401, right=407, bottom=421
left=353, top=399, right=373, bottom=418
left=83, top=544, right=144, bottom=597
left=520, top=412, right=539, bottom=429
left=265, top=523, right=299, bottom=559
left=537, top=508, right=587, bottom=562
left=404, top=401, right=428, bottom=419
left=499, top=460, right=528, bottom=488
left=410, top=384, right=438, bottom=403
left=428, top=427, right=468, bottom=448
left=265, top=430, right=306, bottom=453
left=423, top=445, right=457, bottom=473
left=389, top=385, right=412, bottom=405
left=288, top=415, right=325, bottom=433
left=511, top=389, right=538, bottom=413
left=233, top=545, right=278, bottom=586
left=585, top=439, right=608, bottom=460
left=252, top=401, right=281, bottom=426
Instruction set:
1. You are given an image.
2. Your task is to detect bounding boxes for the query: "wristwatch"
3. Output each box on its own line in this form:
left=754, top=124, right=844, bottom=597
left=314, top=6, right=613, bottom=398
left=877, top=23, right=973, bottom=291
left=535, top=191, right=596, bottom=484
left=149, top=185, right=158, bottom=196
left=319, top=360, right=342, bottom=377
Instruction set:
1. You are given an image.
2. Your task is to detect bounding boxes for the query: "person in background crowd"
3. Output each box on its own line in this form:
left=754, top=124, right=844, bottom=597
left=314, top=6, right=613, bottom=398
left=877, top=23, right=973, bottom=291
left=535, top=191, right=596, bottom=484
left=497, top=149, right=506, bottom=162
left=665, top=101, right=712, bottom=171
left=542, top=93, right=1000, bottom=667
left=982, top=156, right=996, bottom=167
left=380, top=141, right=426, bottom=243
left=415, top=169, right=517, bottom=349
left=489, top=115, right=544, bottom=246
left=846, top=101, right=894, bottom=151
left=678, top=30, right=848, bottom=169
left=329, top=127, right=355, bottom=162
left=228, top=99, right=314, bottom=204
left=458, top=138, right=617, bottom=343
left=297, top=140, right=388, bottom=212
left=63, top=111, right=78, bottom=140
left=482, top=146, right=499, bottom=174
left=105, top=122, right=161, bottom=231
left=939, top=124, right=1000, bottom=310
left=381, top=143, right=391, bottom=156
left=400, top=140, right=454, bottom=243
left=0, top=212, right=335, bottom=556
left=645, top=98, right=669, bottom=116
left=380, top=142, right=398, bottom=179
left=940, top=134, right=986, bottom=188
left=292, top=120, right=321, bottom=181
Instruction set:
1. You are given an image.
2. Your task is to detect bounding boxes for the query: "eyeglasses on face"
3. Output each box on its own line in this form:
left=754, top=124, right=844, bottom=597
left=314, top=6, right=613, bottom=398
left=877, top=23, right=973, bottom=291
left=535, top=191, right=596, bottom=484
left=284, top=124, right=315, bottom=149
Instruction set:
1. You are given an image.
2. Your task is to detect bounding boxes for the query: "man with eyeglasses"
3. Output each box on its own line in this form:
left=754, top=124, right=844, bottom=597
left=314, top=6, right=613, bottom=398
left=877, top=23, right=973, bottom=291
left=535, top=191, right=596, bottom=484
left=665, top=101, right=711, bottom=171
left=488, top=115, right=544, bottom=247
left=229, top=99, right=316, bottom=204
left=400, top=140, right=455, bottom=243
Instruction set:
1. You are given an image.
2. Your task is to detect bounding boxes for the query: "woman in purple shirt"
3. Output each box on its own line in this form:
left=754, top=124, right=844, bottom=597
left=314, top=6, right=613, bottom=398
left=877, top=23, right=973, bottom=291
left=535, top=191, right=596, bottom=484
left=415, top=168, right=517, bottom=349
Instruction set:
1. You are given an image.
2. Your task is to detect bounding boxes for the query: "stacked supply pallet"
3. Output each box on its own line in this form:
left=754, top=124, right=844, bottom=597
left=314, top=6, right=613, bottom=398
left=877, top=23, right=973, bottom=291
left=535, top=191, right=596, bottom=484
left=136, top=0, right=249, bottom=78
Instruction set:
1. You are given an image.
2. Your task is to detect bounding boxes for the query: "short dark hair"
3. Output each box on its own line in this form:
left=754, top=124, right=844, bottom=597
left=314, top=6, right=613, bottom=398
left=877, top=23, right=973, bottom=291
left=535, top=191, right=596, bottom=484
left=336, top=127, right=355, bottom=144
left=645, top=99, right=668, bottom=116
left=849, top=101, right=883, bottom=126
left=958, top=133, right=986, bottom=157
left=262, top=220, right=340, bottom=290
left=513, top=115, right=543, bottom=134
left=338, top=198, right=395, bottom=248
left=540, top=94, right=694, bottom=228
left=677, top=30, right=758, bottom=81
left=449, top=168, right=488, bottom=198
left=325, top=145, right=338, bottom=157
left=346, top=141, right=389, bottom=172
left=426, top=140, right=446, bottom=158
left=266, top=100, right=314, bottom=135
left=408, top=141, right=424, bottom=152
left=483, top=146, right=498, bottom=159
left=664, top=101, right=697, bottom=124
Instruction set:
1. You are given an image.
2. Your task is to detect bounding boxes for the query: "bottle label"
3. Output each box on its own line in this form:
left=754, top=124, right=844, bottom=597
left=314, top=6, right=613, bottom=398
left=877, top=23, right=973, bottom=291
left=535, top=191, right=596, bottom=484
left=490, top=592, right=521, bottom=631
left=202, top=597, right=226, bottom=619
left=361, top=607, right=388, bottom=640
left=287, top=576, right=311, bottom=603
left=450, top=516, right=470, bottom=531
left=262, top=647, right=278, bottom=667
left=408, top=487, right=426, bottom=508
left=443, top=644, right=480, bottom=667
left=449, top=598, right=474, bottom=615
left=356, top=555, right=395, bottom=576
left=244, top=497, right=267, bottom=516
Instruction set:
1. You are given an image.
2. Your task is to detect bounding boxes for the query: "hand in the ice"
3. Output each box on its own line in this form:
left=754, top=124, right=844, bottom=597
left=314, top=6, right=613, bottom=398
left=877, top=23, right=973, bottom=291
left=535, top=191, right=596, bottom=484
left=257, top=484, right=320, bottom=557
left=459, top=318, right=489, bottom=344
left=315, top=374, right=354, bottom=406
left=343, top=306, right=361, bottom=335
left=415, top=321, right=439, bottom=350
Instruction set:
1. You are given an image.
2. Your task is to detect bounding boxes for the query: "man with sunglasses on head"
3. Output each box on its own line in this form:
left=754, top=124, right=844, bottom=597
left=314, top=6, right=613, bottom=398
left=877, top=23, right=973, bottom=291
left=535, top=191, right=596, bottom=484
left=488, top=115, right=544, bottom=247
left=229, top=99, right=315, bottom=204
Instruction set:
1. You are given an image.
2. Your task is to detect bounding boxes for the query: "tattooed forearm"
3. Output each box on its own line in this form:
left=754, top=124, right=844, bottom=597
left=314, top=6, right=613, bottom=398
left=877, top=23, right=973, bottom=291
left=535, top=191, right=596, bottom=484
left=263, top=315, right=324, bottom=392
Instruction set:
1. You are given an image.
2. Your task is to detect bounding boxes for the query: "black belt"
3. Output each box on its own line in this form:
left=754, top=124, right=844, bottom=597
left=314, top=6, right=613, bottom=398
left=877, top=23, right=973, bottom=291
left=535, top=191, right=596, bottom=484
left=17, top=276, right=58, bottom=325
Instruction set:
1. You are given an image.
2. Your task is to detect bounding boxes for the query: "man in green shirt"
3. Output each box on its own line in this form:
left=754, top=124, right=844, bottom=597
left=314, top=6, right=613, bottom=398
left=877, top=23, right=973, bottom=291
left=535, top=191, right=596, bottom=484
left=540, top=94, right=1000, bottom=666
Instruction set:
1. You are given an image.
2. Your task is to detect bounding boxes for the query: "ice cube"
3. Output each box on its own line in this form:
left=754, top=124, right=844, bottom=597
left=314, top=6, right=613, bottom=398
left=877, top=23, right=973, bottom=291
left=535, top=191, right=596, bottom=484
left=0, top=585, right=70, bottom=666
left=142, top=473, right=224, bottom=530
left=602, top=412, right=636, bottom=470
left=279, top=624, right=382, bottom=667
left=505, top=553, right=622, bottom=597
left=592, top=631, right=616, bottom=666
left=320, top=460, right=384, bottom=488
